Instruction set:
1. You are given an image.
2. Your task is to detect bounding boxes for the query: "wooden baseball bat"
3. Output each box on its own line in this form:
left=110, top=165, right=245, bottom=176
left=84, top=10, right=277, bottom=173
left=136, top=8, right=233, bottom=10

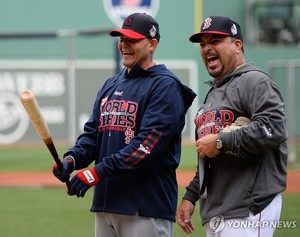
left=20, top=90, right=73, bottom=195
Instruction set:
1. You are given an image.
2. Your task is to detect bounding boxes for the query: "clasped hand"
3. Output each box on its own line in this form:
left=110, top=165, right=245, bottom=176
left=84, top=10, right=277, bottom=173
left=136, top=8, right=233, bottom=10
left=195, top=134, right=220, bottom=158
left=53, top=157, right=100, bottom=197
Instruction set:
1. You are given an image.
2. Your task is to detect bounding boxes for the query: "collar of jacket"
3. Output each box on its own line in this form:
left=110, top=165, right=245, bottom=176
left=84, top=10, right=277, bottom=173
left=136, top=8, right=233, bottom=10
left=124, top=64, right=155, bottom=79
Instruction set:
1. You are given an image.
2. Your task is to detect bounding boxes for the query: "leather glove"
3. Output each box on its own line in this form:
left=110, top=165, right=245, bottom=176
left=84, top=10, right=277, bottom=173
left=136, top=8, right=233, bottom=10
left=70, top=168, right=100, bottom=197
left=52, top=156, right=75, bottom=182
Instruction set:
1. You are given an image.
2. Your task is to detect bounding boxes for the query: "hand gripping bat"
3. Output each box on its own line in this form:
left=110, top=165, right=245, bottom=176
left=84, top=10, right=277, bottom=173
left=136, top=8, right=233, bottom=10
left=20, top=90, right=73, bottom=195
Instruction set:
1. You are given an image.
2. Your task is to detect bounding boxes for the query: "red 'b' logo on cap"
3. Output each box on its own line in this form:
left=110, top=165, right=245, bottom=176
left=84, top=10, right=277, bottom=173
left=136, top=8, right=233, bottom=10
left=125, top=17, right=133, bottom=26
left=202, top=18, right=212, bottom=30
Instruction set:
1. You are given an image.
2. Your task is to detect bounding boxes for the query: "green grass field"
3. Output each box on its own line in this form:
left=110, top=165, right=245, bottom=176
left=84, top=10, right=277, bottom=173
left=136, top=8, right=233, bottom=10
left=0, top=145, right=299, bottom=236
left=0, top=144, right=197, bottom=171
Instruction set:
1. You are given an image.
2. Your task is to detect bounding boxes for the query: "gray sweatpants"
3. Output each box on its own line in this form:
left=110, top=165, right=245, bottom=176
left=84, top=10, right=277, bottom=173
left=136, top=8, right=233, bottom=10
left=95, top=212, right=173, bottom=237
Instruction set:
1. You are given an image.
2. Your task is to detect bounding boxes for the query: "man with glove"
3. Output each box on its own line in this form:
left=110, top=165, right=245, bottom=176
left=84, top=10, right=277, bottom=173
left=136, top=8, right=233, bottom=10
left=176, top=16, right=288, bottom=237
left=53, top=12, right=196, bottom=237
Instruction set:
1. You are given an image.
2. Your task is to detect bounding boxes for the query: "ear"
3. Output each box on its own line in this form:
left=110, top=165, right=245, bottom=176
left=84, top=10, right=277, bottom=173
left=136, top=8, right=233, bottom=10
left=234, top=40, right=243, bottom=53
left=149, top=38, right=158, bottom=51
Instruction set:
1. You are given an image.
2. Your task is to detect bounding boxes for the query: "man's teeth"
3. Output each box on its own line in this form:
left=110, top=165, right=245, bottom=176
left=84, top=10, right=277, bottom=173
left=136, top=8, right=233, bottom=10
left=207, top=57, right=217, bottom=63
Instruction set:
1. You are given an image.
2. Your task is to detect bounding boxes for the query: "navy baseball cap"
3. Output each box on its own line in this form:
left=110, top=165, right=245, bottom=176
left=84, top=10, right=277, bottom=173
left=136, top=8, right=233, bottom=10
left=189, top=16, right=243, bottom=43
left=110, top=13, right=160, bottom=42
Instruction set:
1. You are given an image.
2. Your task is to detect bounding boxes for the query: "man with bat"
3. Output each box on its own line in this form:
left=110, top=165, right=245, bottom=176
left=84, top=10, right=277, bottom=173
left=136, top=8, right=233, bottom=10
left=52, top=12, right=196, bottom=237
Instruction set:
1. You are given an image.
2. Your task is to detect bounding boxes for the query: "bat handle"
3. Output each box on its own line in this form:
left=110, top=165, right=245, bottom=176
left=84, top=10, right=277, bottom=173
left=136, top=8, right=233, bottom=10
left=46, top=143, right=74, bottom=196
left=56, top=161, right=73, bottom=195
left=65, top=181, right=73, bottom=196
left=55, top=159, right=73, bottom=196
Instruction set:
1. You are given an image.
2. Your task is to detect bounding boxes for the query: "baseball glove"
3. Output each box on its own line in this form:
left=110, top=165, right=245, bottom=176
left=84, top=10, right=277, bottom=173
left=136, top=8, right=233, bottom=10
left=222, top=116, right=251, bottom=156
left=222, top=116, right=251, bottom=133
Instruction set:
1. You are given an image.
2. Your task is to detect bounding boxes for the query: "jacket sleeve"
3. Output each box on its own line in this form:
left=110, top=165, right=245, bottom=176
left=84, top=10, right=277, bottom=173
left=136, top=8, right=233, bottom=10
left=183, top=168, right=200, bottom=205
left=221, top=73, right=288, bottom=158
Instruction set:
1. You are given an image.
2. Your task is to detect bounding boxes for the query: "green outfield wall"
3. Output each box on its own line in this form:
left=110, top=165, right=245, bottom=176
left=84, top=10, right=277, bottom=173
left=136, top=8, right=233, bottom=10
left=0, top=0, right=299, bottom=145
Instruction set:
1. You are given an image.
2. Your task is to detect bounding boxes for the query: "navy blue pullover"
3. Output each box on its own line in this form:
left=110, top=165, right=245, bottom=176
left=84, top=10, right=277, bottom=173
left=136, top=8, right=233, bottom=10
left=65, top=64, right=196, bottom=221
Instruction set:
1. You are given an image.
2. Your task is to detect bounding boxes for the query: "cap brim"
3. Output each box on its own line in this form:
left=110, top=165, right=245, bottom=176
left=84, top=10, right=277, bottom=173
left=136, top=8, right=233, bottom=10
left=110, top=29, right=146, bottom=39
left=189, top=31, right=230, bottom=43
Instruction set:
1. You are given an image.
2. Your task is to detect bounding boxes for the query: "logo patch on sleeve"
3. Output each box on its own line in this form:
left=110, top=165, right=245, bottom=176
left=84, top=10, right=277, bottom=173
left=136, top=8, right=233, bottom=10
left=83, top=170, right=95, bottom=183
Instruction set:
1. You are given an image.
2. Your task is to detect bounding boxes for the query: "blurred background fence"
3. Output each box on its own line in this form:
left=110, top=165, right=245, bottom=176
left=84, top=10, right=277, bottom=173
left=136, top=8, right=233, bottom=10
left=0, top=29, right=198, bottom=145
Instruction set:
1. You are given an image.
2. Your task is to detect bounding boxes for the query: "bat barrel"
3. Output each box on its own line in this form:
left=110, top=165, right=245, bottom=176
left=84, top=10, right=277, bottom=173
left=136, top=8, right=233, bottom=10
left=20, top=90, right=52, bottom=143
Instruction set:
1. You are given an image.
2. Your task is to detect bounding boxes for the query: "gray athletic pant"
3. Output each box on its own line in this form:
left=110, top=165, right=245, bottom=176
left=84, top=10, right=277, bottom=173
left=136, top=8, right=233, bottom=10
left=95, top=212, right=173, bottom=237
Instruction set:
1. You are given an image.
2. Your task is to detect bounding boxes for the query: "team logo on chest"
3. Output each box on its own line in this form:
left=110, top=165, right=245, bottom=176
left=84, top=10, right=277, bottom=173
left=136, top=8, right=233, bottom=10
left=195, top=109, right=234, bottom=138
left=99, top=99, right=138, bottom=143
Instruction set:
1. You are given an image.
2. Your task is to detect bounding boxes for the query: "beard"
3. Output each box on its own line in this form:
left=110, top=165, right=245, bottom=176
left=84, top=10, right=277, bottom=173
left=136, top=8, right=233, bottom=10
left=207, top=65, right=224, bottom=80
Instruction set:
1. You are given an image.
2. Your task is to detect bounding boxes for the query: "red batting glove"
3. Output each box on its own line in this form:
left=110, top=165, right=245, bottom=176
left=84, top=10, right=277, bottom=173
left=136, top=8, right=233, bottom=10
left=70, top=168, right=100, bottom=197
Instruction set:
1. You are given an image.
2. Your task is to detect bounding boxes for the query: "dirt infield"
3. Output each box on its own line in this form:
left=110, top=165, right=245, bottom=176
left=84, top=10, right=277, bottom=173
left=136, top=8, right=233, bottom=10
left=0, top=170, right=299, bottom=193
